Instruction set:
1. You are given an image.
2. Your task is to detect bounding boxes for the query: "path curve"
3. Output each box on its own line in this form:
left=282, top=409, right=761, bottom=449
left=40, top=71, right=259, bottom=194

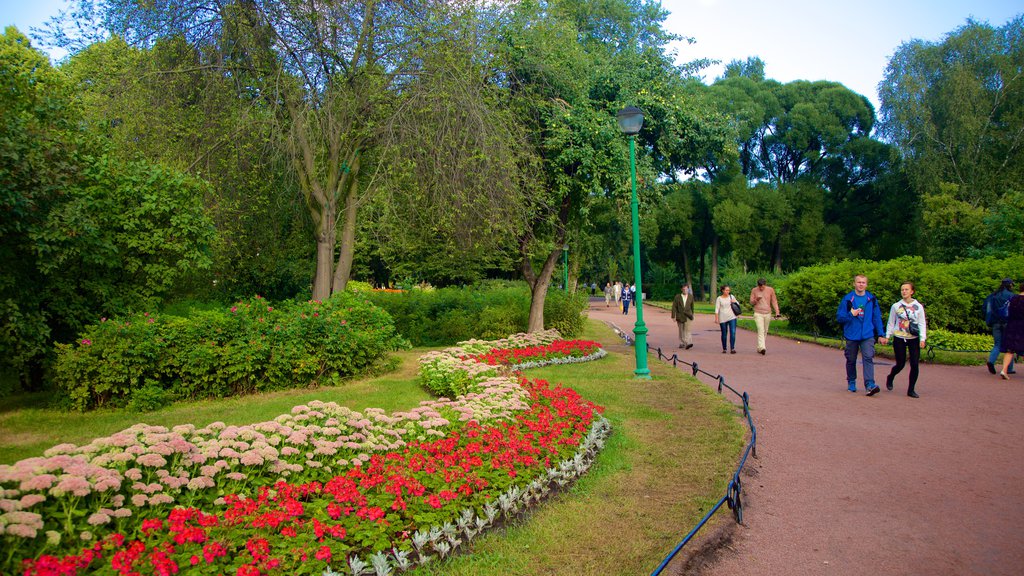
left=586, top=300, right=1024, bottom=576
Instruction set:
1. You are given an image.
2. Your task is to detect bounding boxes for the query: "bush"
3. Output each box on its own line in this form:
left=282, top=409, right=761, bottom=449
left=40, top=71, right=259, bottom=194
left=778, top=256, right=1024, bottom=336
left=53, top=293, right=407, bottom=411
left=719, top=271, right=788, bottom=312
left=365, top=282, right=587, bottom=346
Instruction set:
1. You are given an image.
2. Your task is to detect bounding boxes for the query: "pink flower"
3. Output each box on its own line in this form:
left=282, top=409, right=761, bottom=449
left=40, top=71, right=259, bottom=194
left=136, top=454, right=167, bottom=468
left=81, top=339, right=92, bottom=346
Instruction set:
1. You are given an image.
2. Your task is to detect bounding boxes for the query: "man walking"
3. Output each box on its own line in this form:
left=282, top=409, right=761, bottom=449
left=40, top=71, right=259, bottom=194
left=836, top=274, right=885, bottom=395
left=749, top=278, right=781, bottom=355
left=671, top=283, right=695, bottom=349
left=604, top=282, right=614, bottom=307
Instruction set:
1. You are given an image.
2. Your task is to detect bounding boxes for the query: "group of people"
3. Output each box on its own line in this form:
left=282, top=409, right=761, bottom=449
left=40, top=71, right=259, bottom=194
left=985, top=277, right=1024, bottom=379
left=616, top=272, right=1021, bottom=401
left=603, top=281, right=637, bottom=315
left=669, top=279, right=782, bottom=356
left=836, top=274, right=926, bottom=398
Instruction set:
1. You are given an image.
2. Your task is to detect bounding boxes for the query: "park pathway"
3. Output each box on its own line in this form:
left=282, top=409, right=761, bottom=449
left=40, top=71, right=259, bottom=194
left=586, top=299, right=1024, bottom=576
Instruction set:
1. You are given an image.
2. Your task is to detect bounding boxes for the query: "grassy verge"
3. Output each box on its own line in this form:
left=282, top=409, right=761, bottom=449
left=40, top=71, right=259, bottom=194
left=0, top=349, right=435, bottom=465
left=0, top=321, right=747, bottom=575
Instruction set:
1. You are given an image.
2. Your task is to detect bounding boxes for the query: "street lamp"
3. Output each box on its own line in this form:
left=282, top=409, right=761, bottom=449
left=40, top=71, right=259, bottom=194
left=616, top=105, right=650, bottom=378
left=563, top=245, right=569, bottom=292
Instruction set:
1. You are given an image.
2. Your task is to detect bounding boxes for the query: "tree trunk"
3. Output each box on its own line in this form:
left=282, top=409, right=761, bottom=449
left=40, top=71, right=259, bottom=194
left=710, top=235, right=719, bottom=299
left=313, top=213, right=336, bottom=301
left=698, top=244, right=706, bottom=300
left=524, top=247, right=565, bottom=332
left=331, top=172, right=360, bottom=295
left=772, top=234, right=783, bottom=274
left=681, top=248, right=692, bottom=291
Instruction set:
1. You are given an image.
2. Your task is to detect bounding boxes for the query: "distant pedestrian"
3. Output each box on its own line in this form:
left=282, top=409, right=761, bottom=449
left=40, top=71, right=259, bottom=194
left=622, top=283, right=632, bottom=314
left=749, top=278, right=781, bottom=355
left=614, top=281, right=622, bottom=304
left=714, top=285, right=739, bottom=354
left=591, top=282, right=597, bottom=296
left=880, top=282, right=927, bottom=398
left=984, top=278, right=1015, bottom=375
left=836, top=274, right=885, bottom=395
left=604, top=282, right=614, bottom=307
left=671, top=283, right=695, bottom=349
left=999, top=281, right=1024, bottom=379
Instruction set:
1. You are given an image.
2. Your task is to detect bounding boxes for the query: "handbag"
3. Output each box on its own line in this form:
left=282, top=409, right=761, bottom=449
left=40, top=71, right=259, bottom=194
left=901, top=304, right=920, bottom=337
left=730, top=297, right=742, bottom=317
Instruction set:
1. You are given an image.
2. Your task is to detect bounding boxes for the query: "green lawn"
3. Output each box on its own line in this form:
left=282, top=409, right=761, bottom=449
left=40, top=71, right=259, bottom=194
left=0, top=320, right=747, bottom=575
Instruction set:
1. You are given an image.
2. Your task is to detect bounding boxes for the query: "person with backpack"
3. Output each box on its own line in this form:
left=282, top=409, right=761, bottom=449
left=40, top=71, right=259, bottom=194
left=999, top=280, right=1024, bottom=379
left=984, top=278, right=1016, bottom=375
left=836, top=274, right=885, bottom=395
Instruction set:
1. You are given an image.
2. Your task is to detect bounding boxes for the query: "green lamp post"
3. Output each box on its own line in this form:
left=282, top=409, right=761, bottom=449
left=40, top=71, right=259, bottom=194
left=616, top=105, right=650, bottom=378
left=563, top=245, right=569, bottom=292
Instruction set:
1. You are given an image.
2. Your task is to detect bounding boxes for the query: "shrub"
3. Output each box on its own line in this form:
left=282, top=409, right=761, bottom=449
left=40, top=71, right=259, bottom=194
left=53, top=293, right=407, bottom=411
left=778, top=256, right=1024, bottom=336
left=366, top=282, right=586, bottom=346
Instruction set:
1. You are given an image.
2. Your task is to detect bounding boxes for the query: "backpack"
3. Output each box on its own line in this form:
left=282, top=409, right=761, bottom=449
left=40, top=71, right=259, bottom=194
left=997, top=298, right=1011, bottom=321
left=985, top=292, right=1011, bottom=326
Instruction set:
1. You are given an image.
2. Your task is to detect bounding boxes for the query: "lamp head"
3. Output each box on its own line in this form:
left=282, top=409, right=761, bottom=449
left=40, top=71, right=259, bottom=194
left=616, top=106, right=644, bottom=135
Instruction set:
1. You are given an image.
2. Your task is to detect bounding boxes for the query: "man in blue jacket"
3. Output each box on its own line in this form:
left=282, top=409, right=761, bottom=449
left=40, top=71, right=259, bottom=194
left=836, top=274, right=886, bottom=395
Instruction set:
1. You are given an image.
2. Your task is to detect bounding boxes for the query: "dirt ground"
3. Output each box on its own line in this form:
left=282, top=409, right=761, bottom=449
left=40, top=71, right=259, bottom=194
left=586, top=299, right=1024, bottom=576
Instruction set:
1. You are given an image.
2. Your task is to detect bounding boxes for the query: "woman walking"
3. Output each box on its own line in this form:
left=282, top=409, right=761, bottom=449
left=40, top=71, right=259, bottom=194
left=999, top=281, right=1024, bottom=379
left=714, top=285, right=739, bottom=354
left=880, top=282, right=927, bottom=398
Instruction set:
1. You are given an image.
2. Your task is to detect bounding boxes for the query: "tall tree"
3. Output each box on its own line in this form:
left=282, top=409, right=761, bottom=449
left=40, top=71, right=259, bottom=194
left=60, top=0, right=532, bottom=300
left=1, top=28, right=215, bottom=389
left=879, top=15, right=1024, bottom=260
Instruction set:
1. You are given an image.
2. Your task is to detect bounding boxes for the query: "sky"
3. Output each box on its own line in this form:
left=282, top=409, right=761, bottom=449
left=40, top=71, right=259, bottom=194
left=2, top=0, right=1021, bottom=111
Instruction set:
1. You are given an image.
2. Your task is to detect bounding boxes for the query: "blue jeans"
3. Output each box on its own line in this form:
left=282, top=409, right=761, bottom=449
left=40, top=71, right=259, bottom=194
left=845, top=338, right=876, bottom=386
left=720, top=319, right=737, bottom=351
left=989, top=324, right=1014, bottom=370
left=623, top=300, right=630, bottom=314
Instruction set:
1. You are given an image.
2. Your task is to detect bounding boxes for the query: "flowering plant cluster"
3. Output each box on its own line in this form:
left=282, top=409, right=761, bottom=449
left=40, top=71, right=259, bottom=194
left=4, top=330, right=611, bottom=575
left=465, top=339, right=606, bottom=370
left=417, top=331, right=569, bottom=397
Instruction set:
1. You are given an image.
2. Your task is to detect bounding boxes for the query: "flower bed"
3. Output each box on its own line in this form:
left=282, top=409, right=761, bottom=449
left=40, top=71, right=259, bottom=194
left=465, top=339, right=606, bottom=371
left=3, top=332, right=611, bottom=575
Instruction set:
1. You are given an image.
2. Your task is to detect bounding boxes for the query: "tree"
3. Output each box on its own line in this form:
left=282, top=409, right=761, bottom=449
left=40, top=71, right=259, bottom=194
left=1, top=28, right=215, bottom=389
left=879, top=15, right=1024, bottom=260
left=63, top=35, right=315, bottom=301
left=60, top=0, right=534, bottom=301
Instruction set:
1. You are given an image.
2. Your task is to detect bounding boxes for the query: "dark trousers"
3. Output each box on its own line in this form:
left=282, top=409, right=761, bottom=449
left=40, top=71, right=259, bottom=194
left=888, top=337, right=920, bottom=392
left=623, top=300, right=630, bottom=314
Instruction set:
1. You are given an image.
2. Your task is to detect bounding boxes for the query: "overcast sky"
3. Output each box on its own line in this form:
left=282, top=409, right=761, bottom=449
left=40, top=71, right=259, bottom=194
left=3, top=0, right=1021, bottom=110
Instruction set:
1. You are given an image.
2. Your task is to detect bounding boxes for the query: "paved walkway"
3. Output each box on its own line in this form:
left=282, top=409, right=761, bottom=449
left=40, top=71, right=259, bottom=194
left=587, top=299, right=1024, bottom=576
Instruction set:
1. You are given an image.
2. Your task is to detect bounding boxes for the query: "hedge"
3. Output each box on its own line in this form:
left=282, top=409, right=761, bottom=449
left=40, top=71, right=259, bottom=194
left=363, top=283, right=588, bottom=346
left=52, top=293, right=407, bottom=411
left=777, top=256, right=1024, bottom=337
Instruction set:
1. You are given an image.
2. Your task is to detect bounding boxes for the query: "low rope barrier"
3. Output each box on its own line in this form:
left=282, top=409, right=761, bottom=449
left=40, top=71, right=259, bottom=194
left=605, top=323, right=757, bottom=575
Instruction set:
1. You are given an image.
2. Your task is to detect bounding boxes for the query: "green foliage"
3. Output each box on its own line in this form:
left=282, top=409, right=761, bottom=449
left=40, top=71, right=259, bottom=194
left=52, top=294, right=406, bottom=411
left=779, top=256, right=1024, bottom=336
left=879, top=16, right=1024, bottom=260
left=365, top=283, right=587, bottom=346
left=719, top=270, right=787, bottom=307
left=926, top=329, right=993, bottom=353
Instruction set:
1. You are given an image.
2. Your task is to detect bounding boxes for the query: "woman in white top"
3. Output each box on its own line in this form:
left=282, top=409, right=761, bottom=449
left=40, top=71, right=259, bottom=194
left=879, top=281, right=927, bottom=398
left=714, top=285, right=740, bottom=354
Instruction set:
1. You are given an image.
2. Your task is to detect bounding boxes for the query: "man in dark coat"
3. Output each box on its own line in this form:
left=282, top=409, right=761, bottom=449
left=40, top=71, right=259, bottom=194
left=671, top=283, right=695, bottom=349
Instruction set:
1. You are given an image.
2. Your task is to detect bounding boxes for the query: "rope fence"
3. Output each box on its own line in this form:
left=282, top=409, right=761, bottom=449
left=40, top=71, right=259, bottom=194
left=606, top=323, right=757, bottom=576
